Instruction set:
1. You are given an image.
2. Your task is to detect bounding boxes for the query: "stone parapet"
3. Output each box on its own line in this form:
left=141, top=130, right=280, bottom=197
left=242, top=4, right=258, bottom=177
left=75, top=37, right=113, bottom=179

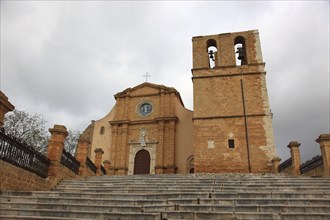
left=94, top=148, right=104, bottom=176
left=287, top=141, right=301, bottom=176
left=76, top=139, right=90, bottom=176
left=47, top=125, right=68, bottom=178
left=316, top=134, right=330, bottom=177
left=0, top=91, right=15, bottom=127
left=271, top=157, right=281, bottom=174
left=103, top=160, right=110, bottom=175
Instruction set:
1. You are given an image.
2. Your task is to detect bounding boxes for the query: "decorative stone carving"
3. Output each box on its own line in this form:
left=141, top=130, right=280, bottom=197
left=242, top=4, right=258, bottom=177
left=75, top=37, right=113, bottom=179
left=128, top=128, right=158, bottom=175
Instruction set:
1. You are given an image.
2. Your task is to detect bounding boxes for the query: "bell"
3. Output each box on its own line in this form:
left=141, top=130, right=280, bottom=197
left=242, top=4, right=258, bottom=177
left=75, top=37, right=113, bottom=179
left=236, top=47, right=245, bottom=61
left=209, top=50, right=214, bottom=61
left=237, top=54, right=244, bottom=60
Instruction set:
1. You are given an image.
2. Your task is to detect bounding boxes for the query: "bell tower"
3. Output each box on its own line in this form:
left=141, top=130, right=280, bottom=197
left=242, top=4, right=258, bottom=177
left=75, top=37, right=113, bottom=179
left=192, top=30, right=277, bottom=173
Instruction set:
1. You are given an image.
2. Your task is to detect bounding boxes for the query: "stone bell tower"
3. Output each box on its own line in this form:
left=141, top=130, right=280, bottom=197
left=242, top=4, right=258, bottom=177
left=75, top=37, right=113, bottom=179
left=192, top=30, right=277, bottom=173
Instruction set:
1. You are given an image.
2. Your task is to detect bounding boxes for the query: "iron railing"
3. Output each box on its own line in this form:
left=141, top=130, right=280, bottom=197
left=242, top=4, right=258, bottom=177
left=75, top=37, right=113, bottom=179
left=101, top=165, right=106, bottom=175
left=0, top=130, right=50, bottom=178
left=86, top=157, right=96, bottom=173
left=278, top=158, right=292, bottom=173
left=300, top=155, right=323, bottom=174
left=61, top=149, right=80, bottom=174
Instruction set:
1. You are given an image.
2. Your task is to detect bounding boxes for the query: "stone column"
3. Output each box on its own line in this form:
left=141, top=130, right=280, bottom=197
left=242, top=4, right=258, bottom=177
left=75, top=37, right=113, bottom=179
left=0, top=91, right=15, bottom=127
left=94, top=148, right=104, bottom=176
left=287, top=141, right=301, bottom=176
left=47, top=125, right=68, bottom=178
left=316, top=134, right=330, bottom=177
left=103, top=160, right=111, bottom=175
left=76, top=139, right=90, bottom=176
left=271, top=156, right=281, bottom=174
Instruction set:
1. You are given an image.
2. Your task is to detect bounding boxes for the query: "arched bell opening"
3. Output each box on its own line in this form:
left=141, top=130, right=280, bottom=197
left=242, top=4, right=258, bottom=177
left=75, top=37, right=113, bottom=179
left=206, top=39, right=218, bottom=68
left=234, top=36, right=247, bottom=66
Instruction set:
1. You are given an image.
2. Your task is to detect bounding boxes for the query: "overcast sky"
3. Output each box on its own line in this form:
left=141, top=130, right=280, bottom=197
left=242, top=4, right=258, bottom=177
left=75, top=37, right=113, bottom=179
left=1, top=1, right=329, bottom=163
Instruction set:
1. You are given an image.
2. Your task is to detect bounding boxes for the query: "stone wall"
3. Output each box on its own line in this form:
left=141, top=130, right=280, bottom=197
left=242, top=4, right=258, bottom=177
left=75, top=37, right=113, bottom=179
left=0, top=160, right=50, bottom=191
left=301, top=165, right=324, bottom=177
left=0, top=124, right=97, bottom=191
left=0, top=160, right=81, bottom=191
left=88, top=83, right=193, bottom=175
left=278, top=134, right=330, bottom=177
left=192, top=30, right=277, bottom=173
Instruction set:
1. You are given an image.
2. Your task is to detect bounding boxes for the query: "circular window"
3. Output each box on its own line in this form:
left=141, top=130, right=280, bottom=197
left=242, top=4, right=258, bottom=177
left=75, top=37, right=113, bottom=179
left=138, top=102, right=153, bottom=117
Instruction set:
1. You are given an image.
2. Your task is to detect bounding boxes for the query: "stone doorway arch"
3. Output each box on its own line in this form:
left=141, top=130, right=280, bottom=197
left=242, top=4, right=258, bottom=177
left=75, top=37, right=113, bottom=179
left=134, top=149, right=151, bottom=174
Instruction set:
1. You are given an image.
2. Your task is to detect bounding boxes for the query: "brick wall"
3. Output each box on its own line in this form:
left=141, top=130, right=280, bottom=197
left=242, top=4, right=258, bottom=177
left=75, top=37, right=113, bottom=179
left=0, top=159, right=81, bottom=191
left=192, top=30, right=276, bottom=173
left=0, top=160, right=50, bottom=191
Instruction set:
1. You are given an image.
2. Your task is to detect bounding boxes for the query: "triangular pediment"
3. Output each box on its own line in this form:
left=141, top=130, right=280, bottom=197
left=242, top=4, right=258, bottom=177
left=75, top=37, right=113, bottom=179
left=115, top=82, right=177, bottom=98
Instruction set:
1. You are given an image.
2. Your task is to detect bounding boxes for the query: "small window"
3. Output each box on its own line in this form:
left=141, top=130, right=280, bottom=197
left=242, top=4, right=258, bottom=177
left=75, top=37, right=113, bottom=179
left=100, top=126, right=105, bottom=135
left=228, top=139, right=235, bottom=149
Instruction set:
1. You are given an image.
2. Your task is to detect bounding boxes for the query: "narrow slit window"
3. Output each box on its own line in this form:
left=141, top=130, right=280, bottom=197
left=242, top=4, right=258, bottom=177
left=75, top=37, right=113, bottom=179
left=228, top=139, right=235, bottom=149
left=100, top=126, right=105, bottom=135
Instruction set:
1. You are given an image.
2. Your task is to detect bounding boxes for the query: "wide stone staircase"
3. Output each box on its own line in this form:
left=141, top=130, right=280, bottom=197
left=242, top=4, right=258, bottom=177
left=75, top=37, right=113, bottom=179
left=0, top=174, right=329, bottom=220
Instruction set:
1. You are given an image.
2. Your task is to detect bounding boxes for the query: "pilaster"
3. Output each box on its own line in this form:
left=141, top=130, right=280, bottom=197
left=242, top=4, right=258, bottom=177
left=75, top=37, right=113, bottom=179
left=0, top=91, right=15, bottom=127
left=271, top=156, right=281, bottom=174
left=47, top=125, right=68, bottom=177
left=94, top=148, right=104, bottom=176
left=103, top=160, right=111, bottom=175
left=287, top=141, right=301, bottom=176
left=76, top=139, right=90, bottom=176
left=316, top=134, right=330, bottom=177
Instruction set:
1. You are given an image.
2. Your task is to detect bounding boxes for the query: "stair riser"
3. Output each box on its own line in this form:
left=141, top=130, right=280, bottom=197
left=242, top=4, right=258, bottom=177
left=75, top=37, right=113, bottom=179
left=1, top=175, right=330, bottom=220
left=55, top=187, right=330, bottom=192
left=0, top=209, right=160, bottom=220
left=3, top=197, right=330, bottom=207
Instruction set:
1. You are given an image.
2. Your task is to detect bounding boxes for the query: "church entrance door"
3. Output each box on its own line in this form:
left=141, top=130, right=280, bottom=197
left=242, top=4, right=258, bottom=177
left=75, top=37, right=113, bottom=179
left=134, top=149, right=150, bottom=174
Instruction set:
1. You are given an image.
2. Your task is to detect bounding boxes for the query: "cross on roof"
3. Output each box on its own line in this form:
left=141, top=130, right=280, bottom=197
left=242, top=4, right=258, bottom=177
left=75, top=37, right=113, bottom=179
left=143, top=72, right=151, bottom=82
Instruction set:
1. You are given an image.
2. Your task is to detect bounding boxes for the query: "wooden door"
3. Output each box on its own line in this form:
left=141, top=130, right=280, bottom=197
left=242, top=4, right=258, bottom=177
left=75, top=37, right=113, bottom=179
left=133, top=149, right=150, bottom=174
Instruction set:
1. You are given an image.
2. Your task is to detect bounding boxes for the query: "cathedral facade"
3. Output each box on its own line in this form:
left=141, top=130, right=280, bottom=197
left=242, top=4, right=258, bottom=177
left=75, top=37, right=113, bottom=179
left=82, top=30, right=277, bottom=175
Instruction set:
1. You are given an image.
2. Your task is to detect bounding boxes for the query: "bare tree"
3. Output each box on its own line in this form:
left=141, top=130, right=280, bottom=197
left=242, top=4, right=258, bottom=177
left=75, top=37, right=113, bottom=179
left=4, top=109, right=81, bottom=155
left=64, top=129, right=81, bottom=156
left=3, top=109, right=49, bottom=153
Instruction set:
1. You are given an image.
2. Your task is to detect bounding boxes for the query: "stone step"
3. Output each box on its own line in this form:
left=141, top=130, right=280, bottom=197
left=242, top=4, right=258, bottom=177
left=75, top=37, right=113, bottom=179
left=199, top=198, right=330, bottom=206
left=1, top=202, right=146, bottom=212
left=61, top=178, right=330, bottom=184
left=162, top=211, right=330, bottom=220
left=2, top=207, right=329, bottom=220
left=58, top=181, right=330, bottom=186
left=0, top=216, right=89, bottom=220
left=1, top=211, right=330, bottom=220
left=55, top=186, right=330, bottom=193
left=87, top=175, right=329, bottom=179
left=2, top=195, right=329, bottom=207
left=280, top=213, right=330, bottom=220
left=211, top=191, right=330, bottom=199
left=0, top=209, right=160, bottom=220
left=2, top=190, right=329, bottom=200
left=0, top=191, right=211, bottom=200
left=0, top=195, right=168, bottom=206
left=176, top=204, right=330, bottom=213
left=2, top=201, right=328, bottom=214
left=2, top=174, right=330, bottom=219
